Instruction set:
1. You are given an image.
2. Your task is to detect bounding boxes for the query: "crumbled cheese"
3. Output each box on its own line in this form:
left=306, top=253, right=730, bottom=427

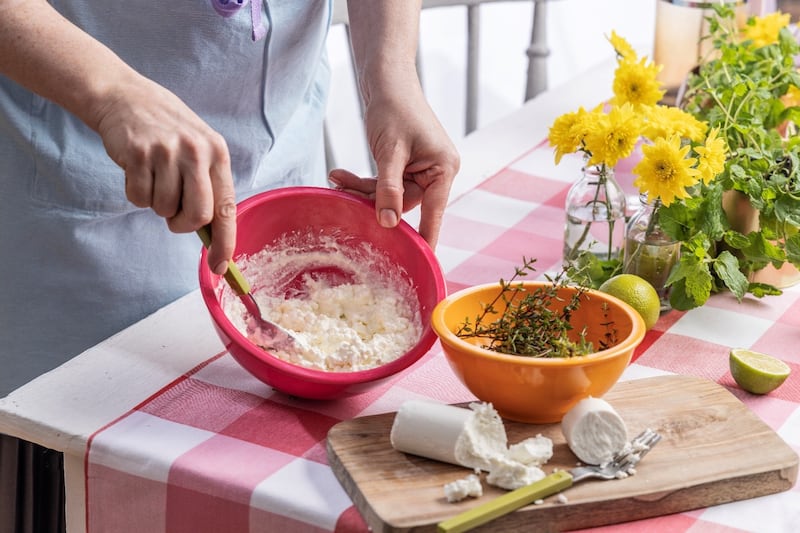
left=222, top=234, right=422, bottom=371
left=507, top=434, right=553, bottom=466
left=391, top=400, right=560, bottom=501
left=443, top=474, right=483, bottom=502
left=485, top=455, right=546, bottom=490
left=556, top=493, right=569, bottom=504
left=449, top=402, right=552, bottom=494
left=453, top=402, right=510, bottom=471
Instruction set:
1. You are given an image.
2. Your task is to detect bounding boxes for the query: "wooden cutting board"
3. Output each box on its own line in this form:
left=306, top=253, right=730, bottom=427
left=326, top=375, right=798, bottom=532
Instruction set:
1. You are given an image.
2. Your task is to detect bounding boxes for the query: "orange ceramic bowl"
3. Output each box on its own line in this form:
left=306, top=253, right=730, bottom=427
left=431, top=281, right=646, bottom=423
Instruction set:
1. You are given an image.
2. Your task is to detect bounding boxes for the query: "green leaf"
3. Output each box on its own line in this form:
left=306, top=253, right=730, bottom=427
left=712, top=251, right=749, bottom=301
left=748, top=282, right=783, bottom=298
left=668, top=279, right=696, bottom=311
left=786, top=233, right=800, bottom=266
left=668, top=270, right=712, bottom=310
left=723, top=230, right=749, bottom=250
left=736, top=231, right=784, bottom=267
left=665, top=256, right=690, bottom=285
left=729, top=163, right=747, bottom=179
left=565, top=252, right=621, bottom=289
left=775, top=195, right=800, bottom=227
left=699, top=185, right=727, bottom=239
left=781, top=106, right=800, bottom=126
left=682, top=262, right=714, bottom=306
left=659, top=202, right=693, bottom=241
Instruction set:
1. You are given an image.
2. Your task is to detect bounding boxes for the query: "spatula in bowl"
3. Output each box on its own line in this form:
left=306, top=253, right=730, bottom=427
left=197, top=224, right=303, bottom=354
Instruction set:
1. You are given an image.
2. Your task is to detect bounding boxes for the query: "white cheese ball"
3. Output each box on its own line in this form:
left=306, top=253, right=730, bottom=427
left=561, top=397, right=628, bottom=465
left=390, top=400, right=507, bottom=471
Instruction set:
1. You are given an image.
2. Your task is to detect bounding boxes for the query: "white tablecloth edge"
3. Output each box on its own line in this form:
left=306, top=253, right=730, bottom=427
left=0, top=290, right=222, bottom=455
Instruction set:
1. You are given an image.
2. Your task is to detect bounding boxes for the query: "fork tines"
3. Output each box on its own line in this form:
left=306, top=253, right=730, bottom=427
left=610, top=428, right=662, bottom=472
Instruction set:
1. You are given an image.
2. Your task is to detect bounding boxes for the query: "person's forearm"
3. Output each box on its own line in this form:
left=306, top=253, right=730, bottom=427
left=0, top=0, right=137, bottom=131
left=345, top=0, right=423, bottom=104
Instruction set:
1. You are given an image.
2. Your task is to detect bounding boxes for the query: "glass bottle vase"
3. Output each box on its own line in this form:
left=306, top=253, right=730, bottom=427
left=563, top=164, right=627, bottom=265
left=623, top=194, right=681, bottom=312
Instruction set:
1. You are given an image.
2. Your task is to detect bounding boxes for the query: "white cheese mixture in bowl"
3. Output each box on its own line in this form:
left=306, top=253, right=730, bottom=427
left=221, top=232, right=423, bottom=372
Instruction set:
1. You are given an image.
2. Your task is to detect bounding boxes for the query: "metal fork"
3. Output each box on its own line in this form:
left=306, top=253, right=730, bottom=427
left=438, top=429, right=662, bottom=533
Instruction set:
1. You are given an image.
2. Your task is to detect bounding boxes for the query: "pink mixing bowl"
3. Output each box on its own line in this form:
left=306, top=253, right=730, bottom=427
left=198, top=186, right=446, bottom=399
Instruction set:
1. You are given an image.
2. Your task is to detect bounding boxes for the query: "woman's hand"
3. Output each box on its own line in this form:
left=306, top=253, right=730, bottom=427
left=328, top=79, right=459, bottom=249
left=94, top=77, right=237, bottom=275
left=336, top=0, right=460, bottom=250
left=0, top=1, right=237, bottom=275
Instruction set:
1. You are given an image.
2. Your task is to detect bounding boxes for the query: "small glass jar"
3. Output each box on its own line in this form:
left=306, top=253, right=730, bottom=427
left=623, top=195, right=681, bottom=312
left=563, top=164, right=627, bottom=265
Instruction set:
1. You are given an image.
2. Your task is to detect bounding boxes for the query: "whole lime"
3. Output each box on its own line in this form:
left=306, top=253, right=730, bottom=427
left=598, top=274, right=660, bottom=330
left=729, top=348, right=791, bottom=395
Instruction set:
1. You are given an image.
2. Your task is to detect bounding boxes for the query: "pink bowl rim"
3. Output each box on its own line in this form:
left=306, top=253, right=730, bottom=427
left=198, top=186, right=447, bottom=384
left=431, top=280, right=646, bottom=367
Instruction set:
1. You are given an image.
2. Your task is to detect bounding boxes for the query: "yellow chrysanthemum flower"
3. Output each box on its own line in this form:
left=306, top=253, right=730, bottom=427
left=642, top=105, right=707, bottom=143
left=608, top=30, right=637, bottom=61
left=584, top=103, right=643, bottom=168
left=695, top=127, right=727, bottom=184
left=548, top=107, right=587, bottom=164
left=632, top=134, right=700, bottom=206
left=743, top=11, right=791, bottom=47
left=782, top=84, right=800, bottom=107
left=611, top=58, right=664, bottom=109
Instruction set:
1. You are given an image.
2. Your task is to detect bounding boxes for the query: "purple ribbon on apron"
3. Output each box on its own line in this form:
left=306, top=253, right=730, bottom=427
left=210, top=0, right=266, bottom=41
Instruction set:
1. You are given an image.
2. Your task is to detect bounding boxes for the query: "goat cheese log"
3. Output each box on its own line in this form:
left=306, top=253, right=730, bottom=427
left=561, top=397, right=628, bottom=465
left=389, top=400, right=508, bottom=471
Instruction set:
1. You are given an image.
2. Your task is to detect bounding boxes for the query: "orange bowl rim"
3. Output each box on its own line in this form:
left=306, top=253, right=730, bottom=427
left=431, top=280, right=647, bottom=367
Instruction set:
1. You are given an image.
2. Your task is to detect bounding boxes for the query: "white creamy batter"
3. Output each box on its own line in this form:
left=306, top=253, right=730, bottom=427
left=221, top=232, right=423, bottom=372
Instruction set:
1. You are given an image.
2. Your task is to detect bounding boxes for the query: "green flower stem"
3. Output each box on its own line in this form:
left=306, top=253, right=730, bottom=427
left=623, top=198, right=662, bottom=272
left=565, top=164, right=616, bottom=262
left=701, top=74, right=769, bottom=160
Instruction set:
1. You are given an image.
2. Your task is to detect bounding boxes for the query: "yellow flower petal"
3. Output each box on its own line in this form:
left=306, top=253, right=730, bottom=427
left=584, top=103, right=643, bottom=167
left=611, top=58, right=665, bottom=109
left=548, top=107, right=592, bottom=163
left=743, top=11, right=791, bottom=47
left=695, top=127, right=728, bottom=184
left=632, top=135, right=699, bottom=206
left=608, top=30, right=637, bottom=61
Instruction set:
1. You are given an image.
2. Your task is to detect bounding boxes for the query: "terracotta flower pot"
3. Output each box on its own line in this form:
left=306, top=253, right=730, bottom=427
left=722, top=190, right=800, bottom=288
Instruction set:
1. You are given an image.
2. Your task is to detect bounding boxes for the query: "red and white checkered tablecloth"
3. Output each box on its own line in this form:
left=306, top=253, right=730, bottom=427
left=84, top=140, right=800, bottom=532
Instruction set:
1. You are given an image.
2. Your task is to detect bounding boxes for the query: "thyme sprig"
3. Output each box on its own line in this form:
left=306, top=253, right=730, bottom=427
left=456, top=258, right=614, bottom=358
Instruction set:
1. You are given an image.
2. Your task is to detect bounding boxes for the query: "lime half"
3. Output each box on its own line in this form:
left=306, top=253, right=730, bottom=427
left=729, top=348, right=791, bottom=395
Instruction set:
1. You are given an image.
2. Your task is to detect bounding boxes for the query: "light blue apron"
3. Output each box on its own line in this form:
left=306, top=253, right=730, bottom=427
left=0, top=0, right=332, bottom=395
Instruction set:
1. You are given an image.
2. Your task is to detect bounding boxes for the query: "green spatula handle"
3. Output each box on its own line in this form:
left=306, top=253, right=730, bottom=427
left=196, top=224, right=250, bottom=296
left=437, top=471, right=573, bottom=533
